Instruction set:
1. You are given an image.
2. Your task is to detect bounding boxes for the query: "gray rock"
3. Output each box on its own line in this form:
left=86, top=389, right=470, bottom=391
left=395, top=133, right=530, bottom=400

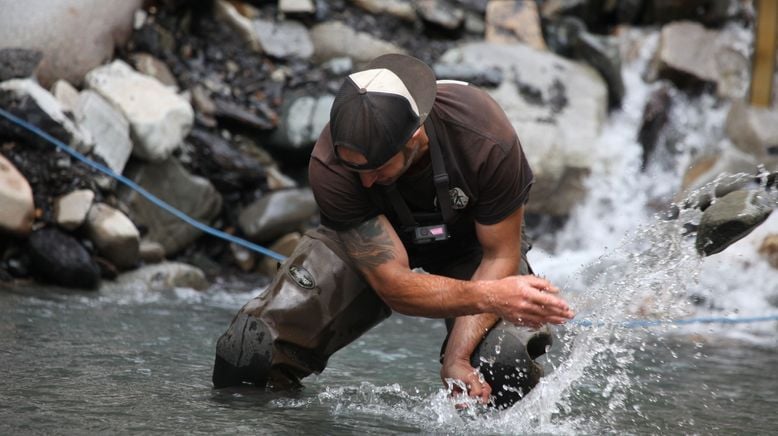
left=86, top=203, right=141, bottom=270
left=696, top=190, right=774, bottom=256
left=239, top=188, right=318, bottom=242
left=139, top=240, right=166, bottom=264
left=417, top=0, right=465, bottom=31
left=54, top=189, right=95, bottom=231
left=322, top=57, right=353, bottom=75
left=311, top=21, right=406, bottom=65
left=648, top=21, right=749, bottom=98
left=0, top=153, right=34, bottom=236
left=270, top=93, right=334, bottom=151
left=28, top=227, right=100, bottom=289
left=121, top=158, right=223, bottom=256
left=75, top=90, right=133, bottom=175
left=253, top=19, right=314, bottom=60
left=187, top=128, right=267, bottom=190
left=100, top=262, right=208, bottom=292
left=453, top=0, right=488, bottom=13
left=725, top=100, right=778, bottom=159
left=0, top=78, right=94, bottom=153
left=0, top=0, right=142, bottom=86
left=0, top=48, right=43, bottom=81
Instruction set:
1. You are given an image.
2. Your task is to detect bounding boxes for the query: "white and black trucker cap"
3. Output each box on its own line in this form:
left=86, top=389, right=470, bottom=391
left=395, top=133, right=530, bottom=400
left=329, top=53, right=437, bottom=170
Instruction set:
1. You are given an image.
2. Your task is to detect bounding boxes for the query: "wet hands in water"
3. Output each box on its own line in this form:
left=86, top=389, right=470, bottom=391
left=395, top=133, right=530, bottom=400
left=441, top=358, right=491, bottom=406
left=491, top=275, right=575, bottom=328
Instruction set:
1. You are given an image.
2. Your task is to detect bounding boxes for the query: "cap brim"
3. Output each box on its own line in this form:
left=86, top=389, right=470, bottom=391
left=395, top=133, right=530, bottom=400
left=366, top=54, right=437, bottom=124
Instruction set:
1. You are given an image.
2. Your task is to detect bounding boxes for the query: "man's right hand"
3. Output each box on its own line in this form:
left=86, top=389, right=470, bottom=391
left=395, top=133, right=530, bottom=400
left=486, top=275, right=574, bottom=327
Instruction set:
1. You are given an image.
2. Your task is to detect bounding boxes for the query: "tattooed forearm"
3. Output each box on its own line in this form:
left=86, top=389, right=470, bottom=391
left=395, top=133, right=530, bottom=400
left=340, top=219, right=396, bottom=270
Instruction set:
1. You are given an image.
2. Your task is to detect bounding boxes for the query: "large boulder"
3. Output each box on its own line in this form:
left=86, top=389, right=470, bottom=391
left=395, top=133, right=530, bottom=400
left=725, top=100, right=778, bottom=159
left=120, top=158, right=223, bottom=256
left=0, top=153, right=34, bottom=236
left=647, top=21, right=749, bottom=99
left=0, top=0, right=143, bottom=87
left=440, top=42, right=608, bottom=217
left=85, top=60, right=194, bottom=162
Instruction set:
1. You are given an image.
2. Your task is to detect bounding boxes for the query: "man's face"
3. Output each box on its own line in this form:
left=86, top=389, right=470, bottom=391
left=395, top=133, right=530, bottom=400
left=337, top=130, right=421, bottom=188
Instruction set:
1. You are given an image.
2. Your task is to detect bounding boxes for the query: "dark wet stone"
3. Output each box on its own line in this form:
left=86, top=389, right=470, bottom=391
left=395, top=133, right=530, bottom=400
left=213, top=98, right=277, bottom=130
left=695, top=190, right=773, bottom=256
left=27, top=227, right=100, bottom=289
left=187, top=128, right=267, bottom=191
left=0, top=48, right=43, bottom=81
left=574, top=31, right=624, bottom=108
left=638, top=86, right=672, bottom=169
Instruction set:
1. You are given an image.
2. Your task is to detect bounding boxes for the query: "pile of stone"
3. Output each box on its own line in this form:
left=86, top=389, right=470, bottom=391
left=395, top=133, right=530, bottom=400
left=0, top=0, right=775, bottom=291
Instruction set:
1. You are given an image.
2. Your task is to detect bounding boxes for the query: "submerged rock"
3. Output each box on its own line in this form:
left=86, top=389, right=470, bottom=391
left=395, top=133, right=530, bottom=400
left=99, top=261, right=208, bottom=292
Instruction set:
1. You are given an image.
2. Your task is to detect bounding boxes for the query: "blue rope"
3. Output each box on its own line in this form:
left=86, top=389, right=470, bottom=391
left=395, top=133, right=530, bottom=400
left=0, top=106, right=287, bottom=262
left=572, top=313, right=778, bottom=328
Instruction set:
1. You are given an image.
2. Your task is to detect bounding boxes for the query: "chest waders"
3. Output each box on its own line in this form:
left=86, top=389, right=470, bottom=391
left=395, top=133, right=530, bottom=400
left=212, top=119, right=553, bottom=409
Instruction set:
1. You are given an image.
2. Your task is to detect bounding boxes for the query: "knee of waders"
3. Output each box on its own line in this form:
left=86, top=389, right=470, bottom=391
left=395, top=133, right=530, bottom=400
left=469, top=322, right=553, bottom=409
left=212, top=313, right=274, bottom=389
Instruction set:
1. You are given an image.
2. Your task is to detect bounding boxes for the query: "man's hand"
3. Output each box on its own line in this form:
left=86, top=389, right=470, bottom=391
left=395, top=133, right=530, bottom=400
left=440, top=357, right=491, bottom=405
left=487, top=275, right=574, bottom=328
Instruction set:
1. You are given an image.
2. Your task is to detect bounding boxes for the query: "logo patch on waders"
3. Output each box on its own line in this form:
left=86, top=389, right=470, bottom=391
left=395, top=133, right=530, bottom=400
left=288, top=265, right=315, bottom=289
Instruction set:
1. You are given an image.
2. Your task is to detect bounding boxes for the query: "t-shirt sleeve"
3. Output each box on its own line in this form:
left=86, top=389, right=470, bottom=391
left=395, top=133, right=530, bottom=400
left=308, top=155, right=380, bottom=231
left=473, top=136, right=534, bottom=225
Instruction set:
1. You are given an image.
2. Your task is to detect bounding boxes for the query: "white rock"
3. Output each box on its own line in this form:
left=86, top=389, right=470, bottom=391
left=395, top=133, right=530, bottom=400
left=253, top=19, right=314, bottom=59
left=76, top=90, right=133, bottom=174
left=86, top=202, right=140, bottom=269
left=0, top=153, right=34, bottom=236
left=85, top=60, right=194, bottom=162
left=0, top=78, right=94, bottom=153
left=54, top=189, right=95, bottom=231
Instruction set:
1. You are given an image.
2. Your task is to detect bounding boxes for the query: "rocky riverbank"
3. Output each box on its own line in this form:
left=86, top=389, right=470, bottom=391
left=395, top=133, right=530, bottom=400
left=0, top=0, right=776, bottom=291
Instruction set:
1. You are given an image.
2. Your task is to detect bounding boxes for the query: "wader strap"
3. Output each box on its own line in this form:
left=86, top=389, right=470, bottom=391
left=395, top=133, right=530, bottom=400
left=425, top=118, right=454, bottom=224
left=375, top=116, right=455, bottom=229
left=384, top=183, right=418, bottom=228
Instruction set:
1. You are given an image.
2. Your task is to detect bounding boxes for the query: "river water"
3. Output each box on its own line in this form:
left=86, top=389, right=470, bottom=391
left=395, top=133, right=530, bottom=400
left=2, top=25, right=778, bottom=435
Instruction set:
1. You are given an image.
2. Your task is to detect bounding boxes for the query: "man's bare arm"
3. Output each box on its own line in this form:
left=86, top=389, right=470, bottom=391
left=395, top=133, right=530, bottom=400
left=338, top=214, right=573, bottom=322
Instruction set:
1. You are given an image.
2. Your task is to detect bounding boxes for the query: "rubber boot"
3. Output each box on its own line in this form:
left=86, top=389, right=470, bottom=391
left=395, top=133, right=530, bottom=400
left=212, top=313, right=274, bottom=388
left=469, top=322, right=553, bottom=409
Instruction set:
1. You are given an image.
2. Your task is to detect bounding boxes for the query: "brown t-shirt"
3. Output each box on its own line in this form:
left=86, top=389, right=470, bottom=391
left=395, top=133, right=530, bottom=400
left=309, top=82, right=534, bottom=267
